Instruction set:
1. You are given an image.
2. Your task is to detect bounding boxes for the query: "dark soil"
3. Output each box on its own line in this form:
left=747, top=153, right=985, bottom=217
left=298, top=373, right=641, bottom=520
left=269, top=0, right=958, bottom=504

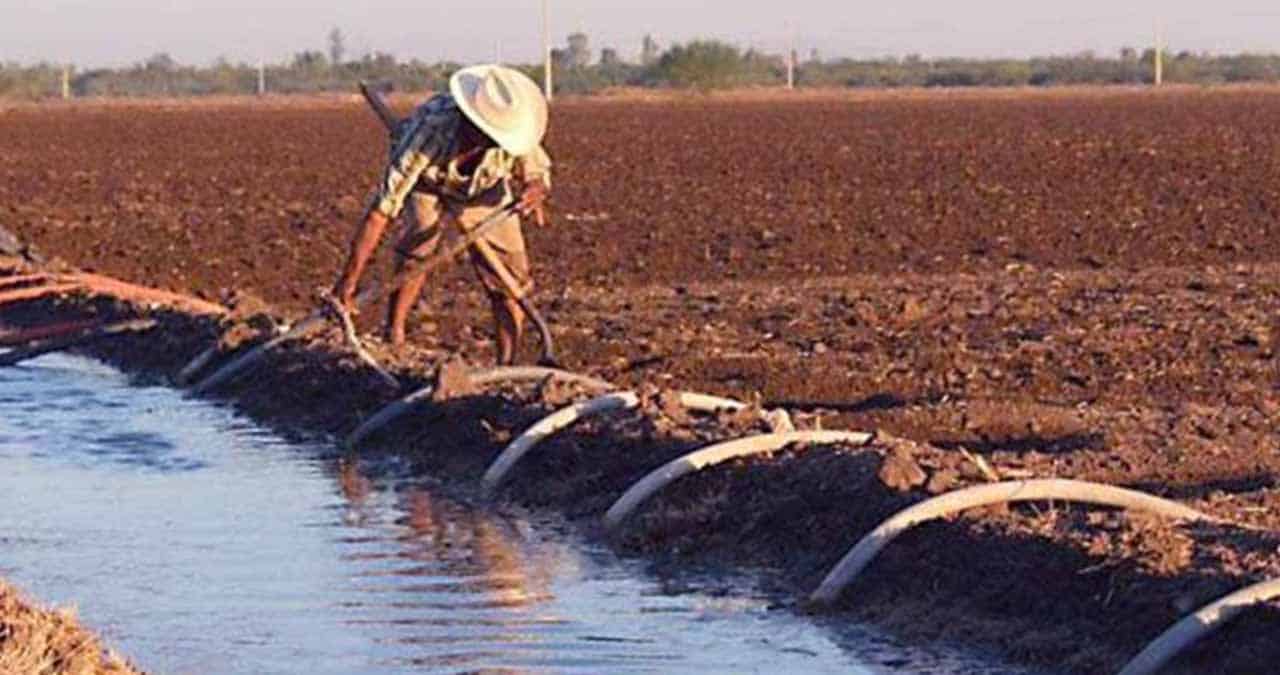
left=3, top=88, right=1280, bottom=673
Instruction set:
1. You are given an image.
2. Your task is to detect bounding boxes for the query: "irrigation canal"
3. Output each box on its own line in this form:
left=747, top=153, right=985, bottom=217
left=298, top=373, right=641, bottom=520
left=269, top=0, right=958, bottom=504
left=0, top=352, right=1023, bottom=674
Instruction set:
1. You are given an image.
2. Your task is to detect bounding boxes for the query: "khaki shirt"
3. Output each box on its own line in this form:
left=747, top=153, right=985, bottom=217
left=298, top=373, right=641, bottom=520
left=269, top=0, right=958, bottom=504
left=373, top=94, right=551, bottom=218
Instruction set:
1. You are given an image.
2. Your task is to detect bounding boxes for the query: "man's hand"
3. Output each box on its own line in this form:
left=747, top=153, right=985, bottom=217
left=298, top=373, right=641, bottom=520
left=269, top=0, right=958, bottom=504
left=518, top=181, right=549, bottom=226
left=333, top=208, right=390, bottom=308
left=332, top=274, right=359, bottom=310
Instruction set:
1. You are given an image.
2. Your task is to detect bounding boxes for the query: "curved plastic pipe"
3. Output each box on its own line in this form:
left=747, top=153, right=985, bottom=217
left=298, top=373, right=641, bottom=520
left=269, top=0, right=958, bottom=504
left=0, top=273, right=52, bottom=291
left=343, top=384, right=438, bottom=448
left=482, top=390, right=747, bottom=492
left=0, top=319, right=101, bottom=347
left=0, top=273, right=225, bottom=316
left=176, top=344, right=221, bottom=385
left=0, top=283, right=81, bottom=307
left=190, top=329, right=296, bottom=394
left=70, top=273, right=227, bottom=316
left=1118, top=576, right=1280, bottom=675
left=344, top=366, right=614, bottom=448
left=0, top=318, right=158, bottom=367
left=808, top=479, right=1217, bottom=606
left=604, top=430, right=874, bottom=530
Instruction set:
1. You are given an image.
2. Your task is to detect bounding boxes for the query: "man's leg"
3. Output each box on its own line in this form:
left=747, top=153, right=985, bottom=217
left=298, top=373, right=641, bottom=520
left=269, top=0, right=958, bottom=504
left=487, top=290, right=525, bottom=366
left=460, top=206, right=530, bottom=365
left=385, top=193, right=442, bottom=347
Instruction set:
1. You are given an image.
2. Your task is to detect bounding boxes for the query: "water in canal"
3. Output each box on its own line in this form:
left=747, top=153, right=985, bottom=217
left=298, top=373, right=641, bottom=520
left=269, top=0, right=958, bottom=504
left=0, top=353, right=1018, bottom=674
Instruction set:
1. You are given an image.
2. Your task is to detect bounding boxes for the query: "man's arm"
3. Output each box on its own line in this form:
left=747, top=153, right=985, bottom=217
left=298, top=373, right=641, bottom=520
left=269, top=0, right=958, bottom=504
left=514, top=146, right=552, bottom=225
left=332, top=114, right=452, bottom=306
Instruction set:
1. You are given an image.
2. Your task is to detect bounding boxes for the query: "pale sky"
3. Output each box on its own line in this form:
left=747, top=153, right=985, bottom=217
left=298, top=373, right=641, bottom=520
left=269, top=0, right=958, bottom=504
left=3, top=0, right=1279, bottom=68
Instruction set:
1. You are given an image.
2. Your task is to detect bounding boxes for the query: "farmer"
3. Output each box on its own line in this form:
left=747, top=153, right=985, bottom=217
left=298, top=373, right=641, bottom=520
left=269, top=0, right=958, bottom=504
left=331, top=64, right=550, bottom=364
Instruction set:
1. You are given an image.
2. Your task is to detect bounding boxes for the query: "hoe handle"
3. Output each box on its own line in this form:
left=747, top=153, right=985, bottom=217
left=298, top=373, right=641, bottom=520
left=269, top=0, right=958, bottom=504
left=468, top=236, right=558, bottom=366
left=191, top=202, right=520, bottom=394
left=358, top=81, right=400, bottom=134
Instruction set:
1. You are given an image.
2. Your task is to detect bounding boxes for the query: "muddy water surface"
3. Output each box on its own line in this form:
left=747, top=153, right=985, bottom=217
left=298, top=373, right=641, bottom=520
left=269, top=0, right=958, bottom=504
left=0, top=354, right=1017, bottom=674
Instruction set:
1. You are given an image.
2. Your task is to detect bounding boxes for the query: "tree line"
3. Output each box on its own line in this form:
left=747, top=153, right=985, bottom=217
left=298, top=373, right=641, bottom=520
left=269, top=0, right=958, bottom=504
left=4, top=31, right=1280, bottom=100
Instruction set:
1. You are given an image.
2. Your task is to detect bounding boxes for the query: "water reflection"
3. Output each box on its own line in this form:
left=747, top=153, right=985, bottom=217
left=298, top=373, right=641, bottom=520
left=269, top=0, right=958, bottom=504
left=333, top=459, right=574, bottom=668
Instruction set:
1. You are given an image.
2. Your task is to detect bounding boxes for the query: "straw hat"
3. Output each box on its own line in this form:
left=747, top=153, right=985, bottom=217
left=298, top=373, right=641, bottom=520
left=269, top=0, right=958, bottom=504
left=450, top=65, right=548, bottom=156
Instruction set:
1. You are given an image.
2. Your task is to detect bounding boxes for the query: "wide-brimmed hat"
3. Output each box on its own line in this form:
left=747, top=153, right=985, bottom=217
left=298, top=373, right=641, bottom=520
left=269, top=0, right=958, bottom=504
left=450, top=65, right=548, bottom=156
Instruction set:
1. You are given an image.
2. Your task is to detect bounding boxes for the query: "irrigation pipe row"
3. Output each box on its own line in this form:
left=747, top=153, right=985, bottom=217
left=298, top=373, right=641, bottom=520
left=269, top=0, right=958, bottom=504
left=807, top=479, right=1218, bottom=605
left=450, top=371, right=1276, bottom=673
left=344, top=366, right=615, bottom=448
left=481, top=390, right=748, bottom=492
left=602, top=430, right=875, bottom=529
left=337, top=358, right=1273, bottom=674
left=0, top=271, right=226, bottom=316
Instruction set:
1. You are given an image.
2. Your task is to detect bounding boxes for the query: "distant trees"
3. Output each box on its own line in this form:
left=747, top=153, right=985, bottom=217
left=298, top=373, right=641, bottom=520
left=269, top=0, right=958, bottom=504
left=924, top=60, right=1032, bottom=88
left=291, top=50, right=327, bottom=72
left=144, top=53, right=176, bottom=72
left=628, top=39, right=796, bottom=90
left=550, top=32, right=640, bottom=94
left=798, top=56, right=931, bottom=87
left=31, top=51, right=451, bottom=99
left=9, top=28, right=1280, bottom=101
left=0, top=63, right=64, bottom=99
left=650, top=40, right=748, bottom=90
left=1220, top=54, right=1279, bottom=82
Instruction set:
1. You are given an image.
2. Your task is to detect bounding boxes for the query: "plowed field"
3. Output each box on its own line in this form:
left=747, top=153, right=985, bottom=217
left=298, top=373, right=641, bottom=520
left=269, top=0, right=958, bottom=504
left=4, top=87, right=1280, bottom=673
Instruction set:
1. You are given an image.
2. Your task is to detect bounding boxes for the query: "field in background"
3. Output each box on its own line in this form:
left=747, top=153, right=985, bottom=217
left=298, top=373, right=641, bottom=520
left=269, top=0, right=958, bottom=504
left=5, top=85, right=1280, bottom=294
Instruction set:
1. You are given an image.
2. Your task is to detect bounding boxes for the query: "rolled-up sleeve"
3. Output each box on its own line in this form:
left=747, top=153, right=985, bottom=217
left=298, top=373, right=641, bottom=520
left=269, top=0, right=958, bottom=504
left=373, top=108, right=457, bottom=219
left=516, top=145, right=552, bottom=189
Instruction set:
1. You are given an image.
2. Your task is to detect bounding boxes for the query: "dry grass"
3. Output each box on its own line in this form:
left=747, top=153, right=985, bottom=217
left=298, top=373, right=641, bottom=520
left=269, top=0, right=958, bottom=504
left=0, top=581, right=142, bottom=675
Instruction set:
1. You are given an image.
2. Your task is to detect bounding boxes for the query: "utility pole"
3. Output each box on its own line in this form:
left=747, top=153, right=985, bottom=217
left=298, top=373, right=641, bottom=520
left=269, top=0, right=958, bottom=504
left=542, top=0, right=553, bottom=102
left=785, top=25, right=797, bottom=90
left=257, top=58, right=266, bottom=96
left=61, top=64, right=71, bottom=100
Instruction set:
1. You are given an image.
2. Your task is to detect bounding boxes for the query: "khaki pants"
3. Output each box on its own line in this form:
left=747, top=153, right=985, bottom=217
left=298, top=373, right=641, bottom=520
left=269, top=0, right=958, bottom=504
left=395, top=190, right=530, bottom=296
left=385, top=189, right=531, bottom=355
